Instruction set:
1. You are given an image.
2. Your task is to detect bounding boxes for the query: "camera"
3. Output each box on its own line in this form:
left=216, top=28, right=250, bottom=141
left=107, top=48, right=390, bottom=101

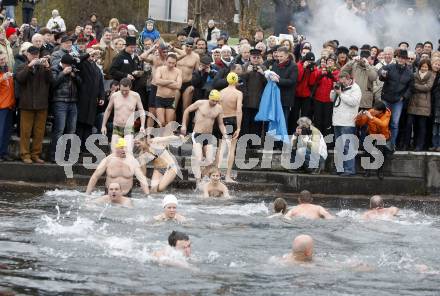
left=252, top=65, right=258, bottom=71
left=334, top=82, right=343, bottom=91
left=301, top=127, right=312, bottom=136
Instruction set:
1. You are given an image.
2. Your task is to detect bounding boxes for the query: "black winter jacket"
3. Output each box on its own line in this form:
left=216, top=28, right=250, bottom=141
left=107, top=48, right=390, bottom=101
left=271, top=59, right=298, bottom=107
left=51, top=64, right=81, bottom=103
left=109, top=50, right=142, bottom=81
left=378, top=63, right=413, bottom=104
left=432, top=72, right=440, bottom=124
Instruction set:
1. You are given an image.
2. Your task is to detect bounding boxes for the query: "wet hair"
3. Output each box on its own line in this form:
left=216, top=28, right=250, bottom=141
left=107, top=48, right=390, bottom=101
left=120, top=78, right=132, bottom=88
left=418, top=59, right=432, bottom=71
left=273, top=198, right=288, bottom=214
left=168, top=231, right=189, bottom=247
left=299, top=190, right=312, bottom=203
left=370, top=195, right=384, bottom=209
left=208, top=167, right=220, bottom=176
left=373, top=101, right=386, bottom=112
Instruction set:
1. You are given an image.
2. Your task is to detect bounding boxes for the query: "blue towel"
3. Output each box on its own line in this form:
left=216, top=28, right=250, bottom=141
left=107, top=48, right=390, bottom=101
left=255, top=80, right=289, bottom=143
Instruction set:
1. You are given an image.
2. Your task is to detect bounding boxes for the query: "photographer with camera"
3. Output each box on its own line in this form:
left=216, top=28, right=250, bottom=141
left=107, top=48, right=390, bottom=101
left=291, top=52, right=319, bottom=134
left=49, top=54, right=81, bottom=162
left=330, top=71, right=362, bottom=176
left=241, top=48, right=267, bottom=137
left=191, top=55, right=216, bottom=101
left=355, top=101, right=391, bottom=180
left=15, top=45, right=52, bottom=164
left=290, top=116, right=327, bottom=175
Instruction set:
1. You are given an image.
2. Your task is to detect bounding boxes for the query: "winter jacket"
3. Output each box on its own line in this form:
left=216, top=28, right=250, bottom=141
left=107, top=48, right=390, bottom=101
left=191, top=69, right=216, bottom=100
left=46, top=16, right=66, bottom=33
left=341, top=60, right=378, bottom=109
left=51, top=64, right=81, bottom=103
left=15, top=62, right=52, bottom=110
left=21, top=0, right=37, bottom=9
left=0, top=39, right=15, bottom=70
left=3, top=0, right=18, bottom=5
left=139, top=27, right=160, bottom=44
left=212, top=66, right=232, bottom=91
left=50, top=48, right=69, bottom=68
left=109, top=50, right=141, bottom=81
left=295, top=61, right=319, bottom=98
left=432, top=72, right=440, bottom=124
left=240, top=62, right=267, bottom=109
left=271, top=59, right=298, bottom=107
left=314, top=68, right=339, bottom=103
left=355, top=108, right=391, bottom=140
left=0, top=71, right=15, bottom=109
left=378, top=63, right=413, bottom=104
left=291, top=125, right=328, bottom=160
left=99, top=42, right=117, bottom=79
left=407, top=71, right=435, bottom=117
left=331, top=82, right=362, bottom=127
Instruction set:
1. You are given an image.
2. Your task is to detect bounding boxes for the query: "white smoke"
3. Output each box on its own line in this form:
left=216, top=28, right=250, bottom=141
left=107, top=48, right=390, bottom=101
left=302, top=0, right=440, bottom=51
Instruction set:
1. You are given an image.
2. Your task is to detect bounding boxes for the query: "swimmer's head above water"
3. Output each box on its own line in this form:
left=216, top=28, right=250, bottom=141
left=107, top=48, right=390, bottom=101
left=208, top=168, right=221, bottom=183
left=162, top=194, right=178, bottom=219
left=370, top=195, right=384, bottom=209
left=168, top=231, right=191, bottom=257
left=292, top=234, right=314, bottom=262
left=298, top=190, right=312, bottom=204
left=108, top=182, right=123, bottom=200
left=273, top=198, right=287, bottom=214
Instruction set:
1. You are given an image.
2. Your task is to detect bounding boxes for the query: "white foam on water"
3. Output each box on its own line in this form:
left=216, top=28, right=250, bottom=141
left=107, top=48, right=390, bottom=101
left=336, top=209, right=361, bottom=219
left=44, top=189, right=87, bottom=197
left=228, top=260, right=247, bottom=268
left=206, top=251, right=220, bottom=263
left=36, top=215, right=95, bottom=236
left=200, top=202, right=269, bottom=216
left=40, top=246, right=74, bottom=259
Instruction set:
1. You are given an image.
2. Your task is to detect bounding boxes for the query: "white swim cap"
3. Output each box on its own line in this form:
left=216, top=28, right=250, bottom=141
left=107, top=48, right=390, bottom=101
left=162, top=194, right=178, bottom=208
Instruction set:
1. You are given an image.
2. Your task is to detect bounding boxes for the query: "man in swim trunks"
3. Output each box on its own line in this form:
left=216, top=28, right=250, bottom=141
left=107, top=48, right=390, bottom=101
left=202, top=168, right=230, bottom=198
left=362, top=195, right=399, bottom=220
left=154, top=194, right=186, bottom=222
left=91, top=182, right=133, bottom=208
left=181, top=90, right=228, bottom=187
left=217, top=72, right=243, bottom=182
left=284, top=190, right=334, bottom=220
left=282, top=234, right=314, bottom=264
left=175, top=38, right=200, bottom=122
left=101, top=78, right=145, bottom=152
left=154, top=53, right=182, bottom=131
left=86, top=138, right=150, bottom=196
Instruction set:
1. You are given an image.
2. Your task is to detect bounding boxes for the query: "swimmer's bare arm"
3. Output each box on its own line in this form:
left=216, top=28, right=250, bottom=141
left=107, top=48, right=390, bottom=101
left=168, top=68, right=182, bottom=90
left=101, top=94, right=115, bottom=135
left=172, top=46, right=186, bottom=59
left=234, top=91, right=243, bottom=139
left=154, top=67, right=174, bottom=86
left=151, top=135, right=182, bottom=145
left=217, top=108, right=228, bottom=138
left=203, top=183, right=210, bottom=198
left=136, top=93, right=146, bottom=132
left=221, top=183, right=230, bottom=198
left=389, top=207, right=399, bottom=216
left=86, top=157, right=109, bottom=194
left=319, top=206, right=334, bottom=219
left=181, top=101, right=204, bottom=134
left=133, top=162, right=150, bottom=195
left=90, top=195, right=109, bottom=204
left=122, top=198, right=134, bottom=208
left=284, top=208, right=297, bottom=219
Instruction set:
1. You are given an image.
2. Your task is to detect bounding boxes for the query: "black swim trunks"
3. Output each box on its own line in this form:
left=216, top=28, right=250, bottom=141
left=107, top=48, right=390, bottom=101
left=155, top=96, right=175, bottom=109
left=213, top=116, right=238, bottom=139
left=180, top=81, right=192, bottom=94
left=192, top=132, right=215, bottom=147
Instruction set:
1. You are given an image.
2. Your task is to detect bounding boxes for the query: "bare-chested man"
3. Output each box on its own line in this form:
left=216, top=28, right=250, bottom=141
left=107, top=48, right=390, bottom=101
left=141, top=43, right=168, bottom=130
left=154, top=194, right=186, bottom=222
left=86, top=138, right=149, bottom=196
left=181, top=90, right=228, bottom=186
left=202, top=168, right=230, bottom=198
left=282, top=234, right=314, bottom=264
left=284, top=190, right=334, bottom=220
left=101, top=78, right=145, bottom=152
left=217, top=72, right=243, bottom=182
left=362, top=195, right=399, bottom=220
left=91, top=182, right=133, bottom=208
left=154, top=53, right=182, bottom=130
left=175, top=38, right=200, bottom=116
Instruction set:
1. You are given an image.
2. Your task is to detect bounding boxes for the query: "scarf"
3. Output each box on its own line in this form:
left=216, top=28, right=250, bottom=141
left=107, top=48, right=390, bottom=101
left=419, top=71, right=427, bottom=80
left=277, top=60, right=289, bottom=69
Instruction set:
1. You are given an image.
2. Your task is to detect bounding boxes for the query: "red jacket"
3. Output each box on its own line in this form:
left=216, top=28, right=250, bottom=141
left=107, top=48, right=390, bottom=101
left=295, top=61, right=319, bottom=98
left=314, top=68, right=339, bottom=103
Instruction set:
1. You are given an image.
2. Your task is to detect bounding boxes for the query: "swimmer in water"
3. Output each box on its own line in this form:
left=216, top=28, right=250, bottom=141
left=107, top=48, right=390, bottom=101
left=152, top=231, right=194, bottom=270
left=154, top=194, right=186, bottom=222
left=91, top=182, right=133, bottom=208
left=268, top=198, right=288, bottom=218
left=202, top=168, right=230, bottom=198
left=284, top=190, right=334, bottom=220
left=282, top=234, right=314, bottom=264
left=361, top=195, right=399, bottom=220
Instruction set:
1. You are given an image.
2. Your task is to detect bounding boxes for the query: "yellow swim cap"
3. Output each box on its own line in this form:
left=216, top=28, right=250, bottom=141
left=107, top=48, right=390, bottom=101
left=115, top=138, right=127, bottom=149
left=226, top=72, right=239, bottom=85
left=209, top=89, right=221, bottom=101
